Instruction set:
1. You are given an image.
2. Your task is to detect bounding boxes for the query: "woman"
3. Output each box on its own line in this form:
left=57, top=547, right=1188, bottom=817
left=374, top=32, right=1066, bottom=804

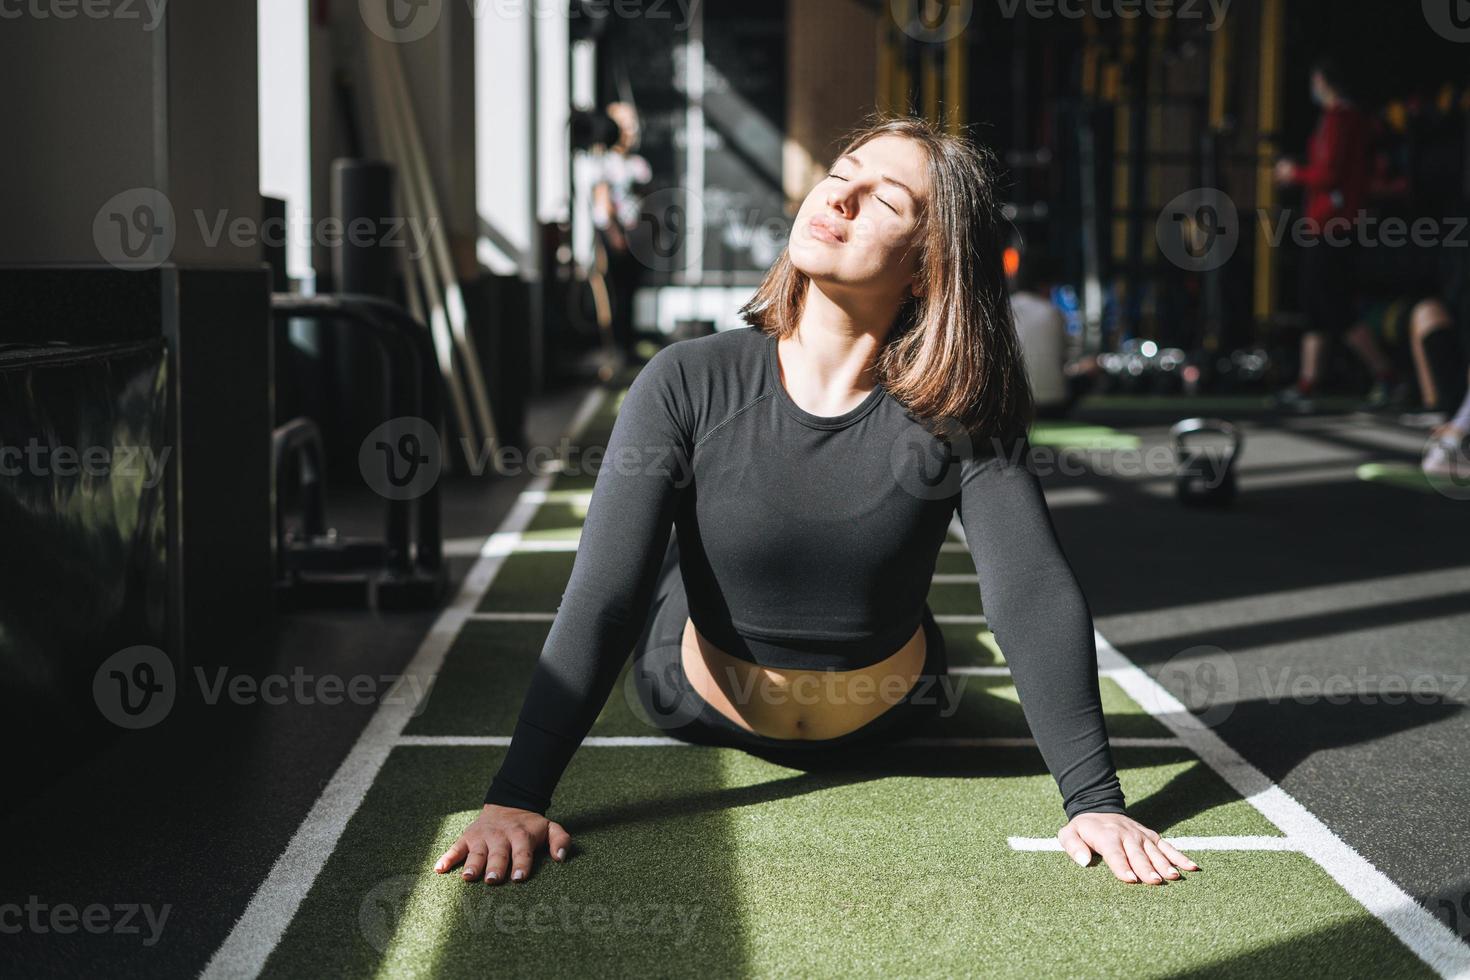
left=434, top=115, right=1198, bottom=888
left=589, top=101, right=652, bottom=368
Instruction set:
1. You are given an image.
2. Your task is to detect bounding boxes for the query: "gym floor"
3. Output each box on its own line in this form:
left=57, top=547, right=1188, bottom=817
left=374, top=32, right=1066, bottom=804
left=4, top=363, right=1468, bottom=978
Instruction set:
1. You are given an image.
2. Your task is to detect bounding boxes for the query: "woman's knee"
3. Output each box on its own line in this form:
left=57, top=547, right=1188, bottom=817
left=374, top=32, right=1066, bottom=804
left=1410, top=299, right=1454, bottom=340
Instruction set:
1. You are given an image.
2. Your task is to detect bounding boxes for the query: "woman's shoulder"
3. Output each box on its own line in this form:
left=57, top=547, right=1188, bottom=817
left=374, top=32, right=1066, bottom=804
left=647, top=326, right=764, bottom=375
left=634, top=328, right=771, bottom=439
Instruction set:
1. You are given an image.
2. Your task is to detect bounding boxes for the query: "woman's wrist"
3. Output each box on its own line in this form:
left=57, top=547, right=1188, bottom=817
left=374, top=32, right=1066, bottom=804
left=483, top=777, right=550, bottom=816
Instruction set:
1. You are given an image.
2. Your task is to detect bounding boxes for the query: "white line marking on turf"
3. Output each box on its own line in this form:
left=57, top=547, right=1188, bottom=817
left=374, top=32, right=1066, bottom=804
left=199, top=387, right=609, bottom=980
left=1009, top=836, right=1302, bottom=852
left=899, top=736, right=1183, bottom=749
left=398, top=735, right=688, bottom=747
left=518, top=488, right=594, bottom=505
left=391, top=734, right=1185, bottom=750
left=949, top=665, right=1133, bottom=678
left=465, top=611, right=985, bottom=630
left=1093, top=631, right=1470, bottom=977
left=946, top=513, right=1470, bottom=979
left=480, top=535, right=580, bottom=554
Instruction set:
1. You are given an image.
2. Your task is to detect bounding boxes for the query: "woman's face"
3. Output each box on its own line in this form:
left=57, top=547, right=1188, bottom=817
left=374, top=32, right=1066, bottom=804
left=788, top=134, right=931, bottom=301
left=607, top=102, right=639, bottom=150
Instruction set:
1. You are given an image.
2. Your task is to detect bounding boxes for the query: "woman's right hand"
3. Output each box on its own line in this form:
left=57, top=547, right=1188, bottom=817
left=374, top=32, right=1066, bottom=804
left=433, top=804, right=573, bottom=884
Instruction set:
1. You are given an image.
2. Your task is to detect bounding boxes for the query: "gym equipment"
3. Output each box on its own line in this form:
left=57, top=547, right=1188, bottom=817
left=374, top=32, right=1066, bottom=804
left=330, top=159, right=395, bottom=296
left=364, top=31, right=495, bottom=461
left=270, top=293, right=446, bottom=609
left=1097, top=339, right=1188, bottom=394
left=1171, top=417, right=1243, bottom=507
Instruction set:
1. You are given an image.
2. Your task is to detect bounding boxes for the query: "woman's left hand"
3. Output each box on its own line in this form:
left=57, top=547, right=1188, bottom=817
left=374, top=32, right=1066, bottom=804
left=1057, top=811, right=1200, bottom=884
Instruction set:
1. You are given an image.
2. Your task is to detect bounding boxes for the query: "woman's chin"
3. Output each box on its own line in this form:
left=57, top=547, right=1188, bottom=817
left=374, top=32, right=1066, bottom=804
left=788, top=248, right=842, bottom=283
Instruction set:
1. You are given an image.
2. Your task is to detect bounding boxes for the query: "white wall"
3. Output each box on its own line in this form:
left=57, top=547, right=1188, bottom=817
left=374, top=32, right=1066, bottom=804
left=258, top=0, right=313, bottom=284
left=474, top=5, right=533, bottom=276
left=474, top=1, right=570, bottom=280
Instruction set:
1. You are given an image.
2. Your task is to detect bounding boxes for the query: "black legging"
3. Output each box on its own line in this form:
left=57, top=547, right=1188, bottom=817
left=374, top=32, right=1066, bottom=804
left=1422, top=322, right=1469, bottom=411
left=629, top=531, right=954, bottom=766
left=596, top=227, right=643, bottom=357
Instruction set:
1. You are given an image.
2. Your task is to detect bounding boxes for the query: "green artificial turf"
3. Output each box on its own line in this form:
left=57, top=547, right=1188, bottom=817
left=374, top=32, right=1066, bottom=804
left=1356, top=462, right=1453, bottom=496
left=255, top=373, right=1435, bottom=980
left=1075, top=394, right=1369, bottom=414
left=1029, top=420, right=1142, bottom=452
left=262, top=745, right=1427, bottom=980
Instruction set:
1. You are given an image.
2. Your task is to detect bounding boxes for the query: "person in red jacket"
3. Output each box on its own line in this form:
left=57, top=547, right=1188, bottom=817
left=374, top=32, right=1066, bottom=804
left=1273, top=55, right=1400, bottom=412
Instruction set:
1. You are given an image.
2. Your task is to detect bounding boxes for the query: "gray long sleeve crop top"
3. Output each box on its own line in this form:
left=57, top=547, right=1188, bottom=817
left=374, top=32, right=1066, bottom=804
left=483, top=325, right=1126, bottom=821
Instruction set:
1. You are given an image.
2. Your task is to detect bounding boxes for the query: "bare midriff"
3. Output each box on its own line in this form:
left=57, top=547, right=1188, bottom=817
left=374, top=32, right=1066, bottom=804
left=678, top=616, right=927, bottom=740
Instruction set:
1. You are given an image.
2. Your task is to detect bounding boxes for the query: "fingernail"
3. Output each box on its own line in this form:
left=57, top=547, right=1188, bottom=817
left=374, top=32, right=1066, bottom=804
left=1124, top=873, right=1137, bottom=882
left=556, top=847, right=566, bottom=861
left=513, top=869, right=525, bottom=881
left=462, top=872, right=473, bottom=880
left=1070, top=851, right=1087, bottom=867
left=488, top=871, right=498, bottom=881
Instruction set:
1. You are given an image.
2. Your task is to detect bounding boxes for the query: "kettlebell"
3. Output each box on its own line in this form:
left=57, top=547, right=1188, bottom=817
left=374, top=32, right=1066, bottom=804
left=1170, top=417, right=1242, bottom=507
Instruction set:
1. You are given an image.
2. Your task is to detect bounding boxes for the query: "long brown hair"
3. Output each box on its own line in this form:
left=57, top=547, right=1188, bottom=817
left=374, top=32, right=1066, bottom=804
left=738, top=113, right=1033, bottom=446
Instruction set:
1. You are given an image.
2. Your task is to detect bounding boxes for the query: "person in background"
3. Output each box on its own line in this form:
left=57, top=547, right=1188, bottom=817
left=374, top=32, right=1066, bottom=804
left=1006, top=248, right=1071, bottom=419
left=1394, top=212, right=1470, bottom=429
left=1273, top=55, right=1398, bottom=413
left=1423, top=388, right=1470, bottom=480
left=590, top=102, right=653, bottom=369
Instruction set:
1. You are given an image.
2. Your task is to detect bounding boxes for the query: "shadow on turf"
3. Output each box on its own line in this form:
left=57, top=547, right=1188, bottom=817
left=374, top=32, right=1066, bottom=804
left=1165, top=912, right=1442, bottom=979
left=1207, top=694, right=1464, bottom=788
left=1034, top=418, right=1468, bottom=619
left=564, top=742, right=1221, bottom=840
left=1112, top=591, right=1470, bottom=664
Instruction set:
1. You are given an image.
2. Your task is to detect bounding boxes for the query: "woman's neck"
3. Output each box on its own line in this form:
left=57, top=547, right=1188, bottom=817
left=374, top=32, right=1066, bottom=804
left=781, top=281, right=899, bottom=407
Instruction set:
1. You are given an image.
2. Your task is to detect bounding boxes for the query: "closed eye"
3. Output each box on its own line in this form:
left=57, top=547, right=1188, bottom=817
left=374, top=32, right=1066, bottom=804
left=826, top=172, right=898, bottom=214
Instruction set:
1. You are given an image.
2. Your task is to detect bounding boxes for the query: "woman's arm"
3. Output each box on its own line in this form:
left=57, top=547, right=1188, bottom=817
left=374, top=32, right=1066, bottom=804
left=436, top=345, right=693, bottom=883
left=956, top=434, right=1197, bottom=883
left=957, top=435, right=1124, bottom=818
left=487, top=345, right=693, bottom=811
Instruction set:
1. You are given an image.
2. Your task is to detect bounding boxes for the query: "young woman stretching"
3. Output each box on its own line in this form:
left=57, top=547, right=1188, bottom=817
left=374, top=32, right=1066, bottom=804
left=434, top=115, right=1199, bottom=888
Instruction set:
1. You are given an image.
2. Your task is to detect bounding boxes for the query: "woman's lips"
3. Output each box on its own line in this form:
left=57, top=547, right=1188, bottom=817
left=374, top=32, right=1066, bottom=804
left=808, top=215, right=846, bottom=244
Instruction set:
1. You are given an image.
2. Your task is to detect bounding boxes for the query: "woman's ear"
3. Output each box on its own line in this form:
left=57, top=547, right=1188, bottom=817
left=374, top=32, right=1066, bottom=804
left=910, top=278, right=926, bottom=299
